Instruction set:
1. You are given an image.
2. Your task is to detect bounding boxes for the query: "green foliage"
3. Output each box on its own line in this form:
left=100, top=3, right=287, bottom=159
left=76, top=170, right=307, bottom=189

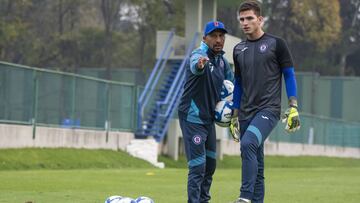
left=289, top=0, right=341, bottom=52
left=0, top=13, right=35, bottom=64
left=48, top=28, right=141, bottom=69
left=0, top=0, right=185, bottom=72
left=265, top=0, right=350, bottom=74
left=1, top=1, right=359, bottom=76
left=218, top=0, right=244, bottom=8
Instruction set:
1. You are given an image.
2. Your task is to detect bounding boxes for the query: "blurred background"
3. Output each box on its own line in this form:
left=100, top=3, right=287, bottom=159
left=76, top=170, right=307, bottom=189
left=0, top=0, right=360, bottom=158
left=1, top=0, right=359, bottom=76
left=1, top=1, right=360, bottom=202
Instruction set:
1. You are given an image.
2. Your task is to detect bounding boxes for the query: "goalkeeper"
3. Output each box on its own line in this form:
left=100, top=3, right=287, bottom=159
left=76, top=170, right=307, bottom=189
left=230, top=1, right=300, bottom=203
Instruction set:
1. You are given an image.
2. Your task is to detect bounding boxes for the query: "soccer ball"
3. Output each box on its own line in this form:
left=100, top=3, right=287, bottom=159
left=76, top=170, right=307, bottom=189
left=118, top=197, right=136, bottom=203
left=105, top=196, right=123, bottom=203
left=214, top=100, right=233, bottom=127
left=220, top=80, right=234, bottom=101
left=135, top=196, right=154, bottom=203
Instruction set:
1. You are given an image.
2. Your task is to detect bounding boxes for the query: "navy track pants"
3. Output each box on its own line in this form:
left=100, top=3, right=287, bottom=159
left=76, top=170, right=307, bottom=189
left=239, top=110, right=278, bottom=203
left=179, top=119, right=217, bottom=203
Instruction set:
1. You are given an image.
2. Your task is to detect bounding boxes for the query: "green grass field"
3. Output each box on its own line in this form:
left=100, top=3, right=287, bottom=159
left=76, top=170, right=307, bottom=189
left=0, top=148, right=360, bottom=203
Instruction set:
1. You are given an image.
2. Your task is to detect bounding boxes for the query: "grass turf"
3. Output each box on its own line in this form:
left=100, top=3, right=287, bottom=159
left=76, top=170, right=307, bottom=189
left=0, top=148, right=360, bottom=202
left=0, top=148, right=153, bottom=170
left=0, top=168, right=360, bottom=202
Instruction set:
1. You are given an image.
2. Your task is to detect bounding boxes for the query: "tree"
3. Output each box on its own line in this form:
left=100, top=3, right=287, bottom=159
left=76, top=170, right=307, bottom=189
left=335, top=0, right=360, bottom=75
left=127, top=0, right=184, bottom=73
left=0, top=0, right=185, bottom=75
left=0, top=0, right=33, bottom=64
left=262, top=0, right=342, bottom=74
left=217, top=0, right=246, bottom=38
left=100, top=0, right=123, bottom=79
left=289, top=0, right=341, bottom=51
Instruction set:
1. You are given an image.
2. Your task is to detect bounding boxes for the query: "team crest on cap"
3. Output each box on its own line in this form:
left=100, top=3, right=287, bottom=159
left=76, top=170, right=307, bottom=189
left=259, top=43, right=268, bottom=53
left=214, top=21, right=219, bottom=26
left=193, top=135, right=202, bottom=145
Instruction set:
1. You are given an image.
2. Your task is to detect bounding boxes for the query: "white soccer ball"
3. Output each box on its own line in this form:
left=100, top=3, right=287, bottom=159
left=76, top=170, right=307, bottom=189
left=214, top=100, right=233, bottom=127
left=105, top=196, right=123, bottom=203
left=220, top=80, right=234, bottom=101
left=135, top=196, right=154, bottom=203
left=118, top=197, right=136, bottom=203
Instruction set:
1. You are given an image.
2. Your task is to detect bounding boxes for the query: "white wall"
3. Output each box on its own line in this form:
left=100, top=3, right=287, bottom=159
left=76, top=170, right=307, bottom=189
left=223, top=34, right=241, bottom=65
left=2, top=122, right=359, bottom=159
left=166, top=119, right=360, bottom=159
left=0, top=124, right=134, bottom=151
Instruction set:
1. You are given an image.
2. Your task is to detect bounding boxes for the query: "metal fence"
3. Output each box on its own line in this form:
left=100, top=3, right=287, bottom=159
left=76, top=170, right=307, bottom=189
left=284, top=72, right=360, bottom=123
left=270, top=113, right=360, bottom=148
left=0, top=61, right=138, bottom=132
left=1, top=61, right=360, bottom=148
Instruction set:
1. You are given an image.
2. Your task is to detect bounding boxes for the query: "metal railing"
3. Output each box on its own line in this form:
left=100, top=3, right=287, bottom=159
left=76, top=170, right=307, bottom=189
left=137, top=30, right=175, bottom=130
left=154, top=32, right=200, bottom=139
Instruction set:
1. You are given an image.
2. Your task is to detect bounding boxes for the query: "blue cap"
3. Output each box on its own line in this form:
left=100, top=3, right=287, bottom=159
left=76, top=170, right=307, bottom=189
left=204, top=21, right=228, bottom=36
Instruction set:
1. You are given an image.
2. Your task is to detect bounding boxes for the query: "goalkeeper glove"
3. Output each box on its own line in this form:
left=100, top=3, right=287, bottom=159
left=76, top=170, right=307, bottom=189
left=229, top=109, right=240, bottom=142
left=282, top=99, right=301, bottom=133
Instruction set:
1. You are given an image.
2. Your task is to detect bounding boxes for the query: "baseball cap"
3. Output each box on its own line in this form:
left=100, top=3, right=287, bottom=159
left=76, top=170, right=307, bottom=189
left=204, top=21, right=228, bottom=36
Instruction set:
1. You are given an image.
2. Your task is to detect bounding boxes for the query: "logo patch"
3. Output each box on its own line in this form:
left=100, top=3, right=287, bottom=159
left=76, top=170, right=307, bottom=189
left=220, top=59, right=224, bottom=67
left=209, top=63, right=214, bottom=72
left=261, top=115, right=269, bottom=120
left=214, top=21, right=219, bottom=26
left=241, top=47, right=248, bottom=52
left=193, top=135, right=202, bottom=145
left=259, top=43, right=267, bottom=53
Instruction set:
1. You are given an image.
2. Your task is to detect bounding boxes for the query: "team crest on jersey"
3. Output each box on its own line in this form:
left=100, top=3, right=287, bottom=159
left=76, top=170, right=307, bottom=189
left=259, top=43, right=268, bottom=53
left=193, top=135, right=202, bottom=145
left=220, top=59, right=224, bottom=67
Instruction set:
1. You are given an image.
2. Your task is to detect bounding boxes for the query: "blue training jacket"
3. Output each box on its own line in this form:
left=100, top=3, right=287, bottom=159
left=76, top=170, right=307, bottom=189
left=178, top=41, right=234, bottom=124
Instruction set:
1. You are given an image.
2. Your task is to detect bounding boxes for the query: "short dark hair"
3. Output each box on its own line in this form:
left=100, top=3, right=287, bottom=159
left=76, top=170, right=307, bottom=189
left=238, top=0, right=261, bottom=16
